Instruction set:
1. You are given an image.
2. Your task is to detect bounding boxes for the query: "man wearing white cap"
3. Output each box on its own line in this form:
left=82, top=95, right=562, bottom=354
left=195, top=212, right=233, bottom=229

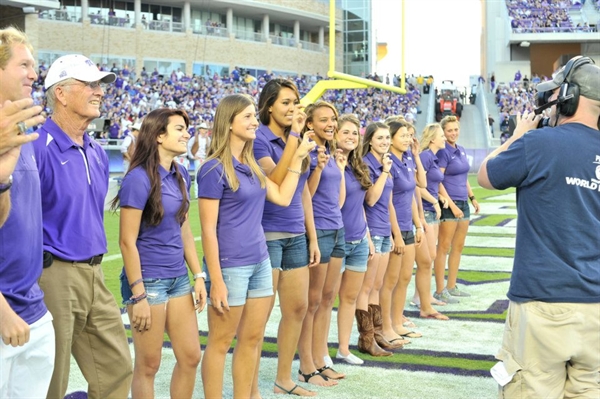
left=120, top=120, right=141, bottom=173
left=187, top=122, right=211, bottom=197
left=478, top=56, right=600, bottom=398
left=32, top=54, right=132, bottom=399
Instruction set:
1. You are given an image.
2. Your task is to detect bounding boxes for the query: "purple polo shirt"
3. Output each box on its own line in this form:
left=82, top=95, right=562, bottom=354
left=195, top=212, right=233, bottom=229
left=198, top=158, right=269, bottom=267
left=119, top=164, right=190, bottom=278
left=420, top=150, right=444, bottom=212
left=437, top=143, right=470, bottom=200
left=363, top=152, right=393, bottom=237
left=309, top=147, right=343, bottom=230
left=390, top=153, right=416, bottom=231
left=33, top=118, right=109, bottom=260
left=341, top=166, right=368, bottom=241
left=0, top=143, right=47, bottom=325
left=253, top=124, right=307, bottom=234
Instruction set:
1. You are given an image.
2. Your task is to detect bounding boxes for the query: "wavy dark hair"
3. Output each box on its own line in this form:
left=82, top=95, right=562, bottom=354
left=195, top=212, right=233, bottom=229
left=338, top=114, right=371, bottom=190
left=361, top=121, right=389, bottom=157
left=111, top=108, right=190, bottom=226
left=257, top=78, right=300, bottom=132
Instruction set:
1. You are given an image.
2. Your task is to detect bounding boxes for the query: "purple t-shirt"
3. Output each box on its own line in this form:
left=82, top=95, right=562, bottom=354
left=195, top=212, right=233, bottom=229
left=33, top=118, right=109, bottom=260
left=198, top=158, right=269, bottom=267
left=253, top=124, right=307, bottom=234
left=420, top=149, right=444, bottom=212
left=309, top=147, right=343, bottom=230
left=390, top=152, right=416, bottom=231
left=363, top=152, right=393, bottom=237
left=341, top=166, right=368, bottom=241
left=0, top=143, right=47, bottom=325
left=119, top=164, right=190, bottom=278
left=437, top=143, right=470, bottom=200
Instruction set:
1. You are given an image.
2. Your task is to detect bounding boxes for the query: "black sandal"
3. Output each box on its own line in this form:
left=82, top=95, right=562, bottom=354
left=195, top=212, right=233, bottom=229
left=298, top=369, right=329, bottom=383
left=316, top=365, right=345, bottom=380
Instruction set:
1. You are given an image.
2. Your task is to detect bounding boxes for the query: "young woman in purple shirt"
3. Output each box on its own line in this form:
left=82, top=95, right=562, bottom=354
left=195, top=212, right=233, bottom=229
left=382, top=121, right=425, bottom=343
left=356, top=122, right=401, bottom=356
left=434, top=116, right=480, bottom=304
left=197, top=94, right=315, bottom=399
left=114, top=108, right=207, bottom=399
left=409, top=123, right=450, bottom=320
left=298, top=101, right=347, bottom=384
left=334, top=114, right=375, bottom=365
left=251, top=79, right=323, bottom=396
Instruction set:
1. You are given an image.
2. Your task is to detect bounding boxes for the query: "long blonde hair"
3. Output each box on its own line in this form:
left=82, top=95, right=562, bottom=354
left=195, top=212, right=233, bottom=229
left=420, top=123, right=442, bottom=152
left=204, top=94, right=266, bottom=191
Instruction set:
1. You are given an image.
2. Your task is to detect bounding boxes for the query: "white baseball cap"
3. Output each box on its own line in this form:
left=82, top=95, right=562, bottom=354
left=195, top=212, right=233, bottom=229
left=199, top=122, right=208, bottom=129
left=44, top=54, right=116, bottom=89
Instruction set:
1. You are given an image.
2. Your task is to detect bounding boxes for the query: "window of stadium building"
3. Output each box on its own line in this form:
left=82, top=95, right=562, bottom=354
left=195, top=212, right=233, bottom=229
left=90, top=56, right=136, bottom=73
left=192, top=63, right=229, bottom=78
left=191, top=10, right=226, bottom=36
left=38, top=51, right=71, bottom=67
left=144, top=60, right=186, bottom=76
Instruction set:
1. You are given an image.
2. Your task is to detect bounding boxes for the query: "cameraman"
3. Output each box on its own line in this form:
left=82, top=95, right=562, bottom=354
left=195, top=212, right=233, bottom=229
left=477, top=59, right=600, bottom=398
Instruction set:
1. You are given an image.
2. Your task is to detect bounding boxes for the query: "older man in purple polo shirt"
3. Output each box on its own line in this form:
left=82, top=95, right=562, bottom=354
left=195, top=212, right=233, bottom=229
left=0, top=26, right=54, bottom=399
left=32, top=54, right=132, bottom=399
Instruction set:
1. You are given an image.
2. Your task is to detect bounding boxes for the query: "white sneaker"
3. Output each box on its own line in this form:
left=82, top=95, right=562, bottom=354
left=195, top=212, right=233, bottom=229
left=324, top=355, right=334, bottom=368
left=335, top=350, right=364, bottom=365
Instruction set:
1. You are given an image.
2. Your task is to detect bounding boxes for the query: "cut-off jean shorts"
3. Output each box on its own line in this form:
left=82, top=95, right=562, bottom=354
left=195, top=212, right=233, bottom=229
left=341, top=235, right=369, bottom=273
left=371, top=235, right=392, bottom=254
left=316, top=228, right=346, bottom=264
left=205, top=258, right=273, bottom=307
left=424, top=210, right=440, bottom=225
left=120, top=272, right=191, bottom=306
left=440, top=199, right=471, bottom=222
left=266, top=234, right=309, bottom=271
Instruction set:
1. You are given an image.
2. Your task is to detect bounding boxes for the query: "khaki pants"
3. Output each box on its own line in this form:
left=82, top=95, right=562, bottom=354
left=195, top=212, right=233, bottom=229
left=39, top=259, right=132, bottom=399
left=497, top=301, right=600, bottom=399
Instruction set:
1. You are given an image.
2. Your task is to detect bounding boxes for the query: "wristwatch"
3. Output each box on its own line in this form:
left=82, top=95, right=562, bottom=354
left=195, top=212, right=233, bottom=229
left=0, top=175, right=13, bottom=194
left=193, top=272, right=207, bottom=281
left=469, top=195, right=476, bottom=201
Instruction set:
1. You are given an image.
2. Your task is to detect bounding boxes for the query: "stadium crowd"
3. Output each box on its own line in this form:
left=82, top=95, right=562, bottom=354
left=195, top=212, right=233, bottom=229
left=506, top=0, right=595, bottom=33
left=32, top=64, right=422, bottom=139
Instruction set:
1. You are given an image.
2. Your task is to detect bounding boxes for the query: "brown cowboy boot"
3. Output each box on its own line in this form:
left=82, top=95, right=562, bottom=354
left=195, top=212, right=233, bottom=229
left=369, top=304, right=404, bottom=350
left=355, top=309, right=392, bottom=357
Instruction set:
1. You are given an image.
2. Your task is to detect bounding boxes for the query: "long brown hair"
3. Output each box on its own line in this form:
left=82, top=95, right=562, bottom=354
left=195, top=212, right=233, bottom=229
left=111, top=108, right=190, bottom=226
left=203, top=94, right=266, bottom=191
left=302, top=100, right=338, bottom=149
left=361, top=121, right=389, bottom=158
left=257, top=78, right=300, bottom=135
left=338, top=114, right=371, bottom=190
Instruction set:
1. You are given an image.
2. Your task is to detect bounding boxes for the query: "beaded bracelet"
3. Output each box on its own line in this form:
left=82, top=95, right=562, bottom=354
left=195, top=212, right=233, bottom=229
left=129, top=278, right=143, bottom=289
left=130, top=291, right=147, bottom=304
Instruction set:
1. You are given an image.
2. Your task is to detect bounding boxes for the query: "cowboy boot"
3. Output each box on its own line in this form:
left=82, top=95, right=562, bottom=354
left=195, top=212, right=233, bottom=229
left=355, top=309, right=392, bottom=357
left=369, top=304, right=404, bottom=350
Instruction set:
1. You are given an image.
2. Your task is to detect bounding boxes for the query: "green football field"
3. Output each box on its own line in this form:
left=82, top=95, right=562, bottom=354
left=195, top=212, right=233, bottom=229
left=66, top=175, right=517, bottom=398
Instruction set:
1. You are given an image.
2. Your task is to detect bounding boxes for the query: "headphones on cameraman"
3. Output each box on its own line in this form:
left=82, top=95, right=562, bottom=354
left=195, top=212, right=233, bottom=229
left=536, top=56, right=595, bottom=117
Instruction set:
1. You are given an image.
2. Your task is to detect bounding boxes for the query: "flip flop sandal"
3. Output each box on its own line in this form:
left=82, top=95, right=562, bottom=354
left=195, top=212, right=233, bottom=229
left=317, top=365, right=345, bottom=380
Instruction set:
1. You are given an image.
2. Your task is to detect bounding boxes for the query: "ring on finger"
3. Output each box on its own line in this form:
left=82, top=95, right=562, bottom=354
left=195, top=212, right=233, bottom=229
left=17, top=121, right=27, bottom=135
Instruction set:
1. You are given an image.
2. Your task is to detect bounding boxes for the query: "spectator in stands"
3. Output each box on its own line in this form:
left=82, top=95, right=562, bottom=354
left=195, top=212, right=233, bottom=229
left=120, top=120, right=140, bottom=173
left=514, top=70, right=522, bottom=81
left=490, top=72, right=496, bottom=92
left=357, top=122, right=399, bottom=357
left=251, top=79, right=321, bottom=395
left=198, top=94, right=315, bottom=399
left=298, top=101, right=347, bottom=385
left=187, top=122, right=210, bottom=196
left=433, top=115, right=480, bottom=304
left=488, top=114, right=495, bottom=136
left=0, top=26, right=53, bottom=399
left=35, top=54, right=133, bottom=399
left=113, top=108, right=206, bottom=399
left=334, top=114, right=374, bottom=366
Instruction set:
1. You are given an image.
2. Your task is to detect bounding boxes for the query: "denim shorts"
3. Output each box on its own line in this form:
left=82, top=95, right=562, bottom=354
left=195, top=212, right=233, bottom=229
left=266, top=235, right=309, bottom=271
left=440, top=200, right=471, bottom=222
left=317, top=228, right=346, bottom=263
left=341, top=236, right=369, bottom=273
left=120, top=272, right=191, bottom=306
left=424, top=210, right=440, bottom=225
left=205, top=258, right=273, bottom=307
left=371, top=235, right=392, bottom=254
left=401, top=230, right=415, bottom=245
